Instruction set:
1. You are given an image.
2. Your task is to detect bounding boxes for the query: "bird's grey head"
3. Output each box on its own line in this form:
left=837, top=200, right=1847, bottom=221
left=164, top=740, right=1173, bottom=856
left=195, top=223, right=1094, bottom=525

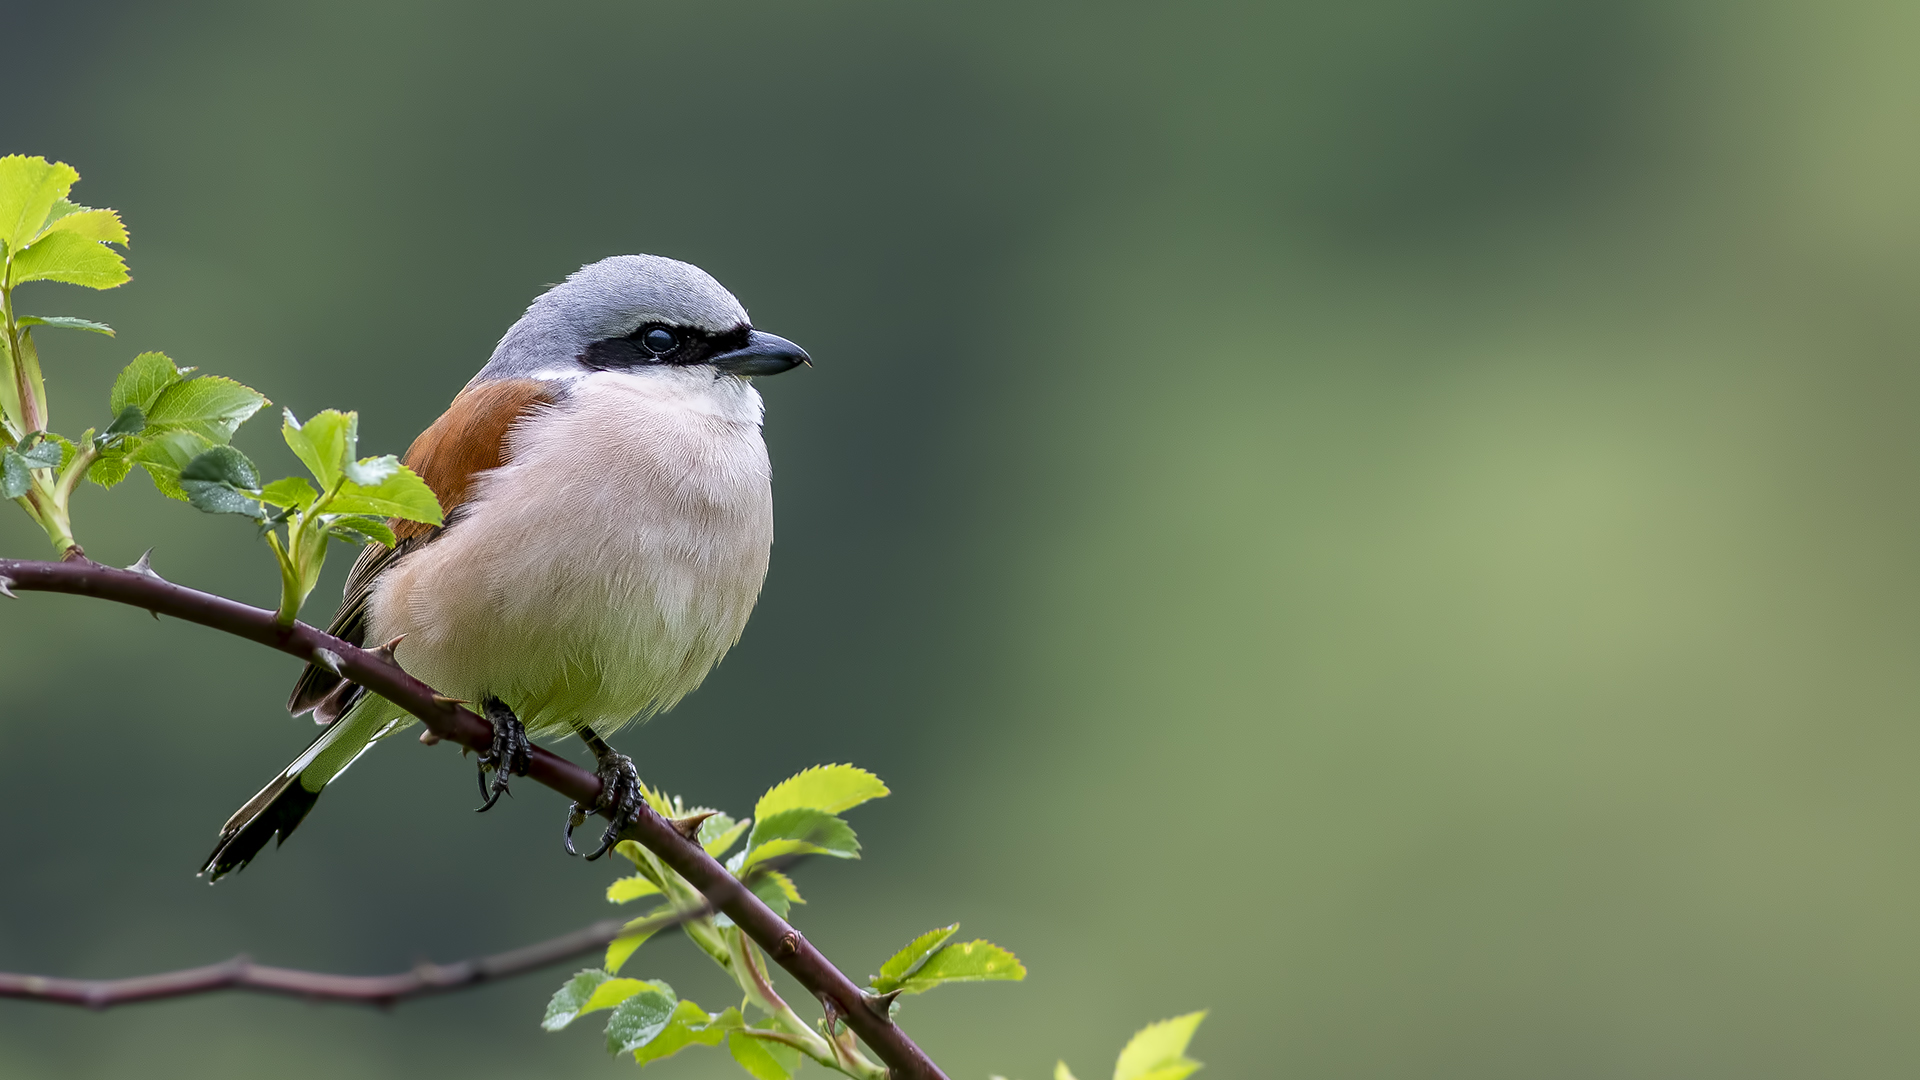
left=474, top=254, right=808, bottom=385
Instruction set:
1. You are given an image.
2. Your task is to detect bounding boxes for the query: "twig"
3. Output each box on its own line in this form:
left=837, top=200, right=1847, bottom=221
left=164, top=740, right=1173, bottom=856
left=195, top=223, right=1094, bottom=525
left=0, top=914, right=647, bottom=1009
left=0, top=555, right=944, bottom=1079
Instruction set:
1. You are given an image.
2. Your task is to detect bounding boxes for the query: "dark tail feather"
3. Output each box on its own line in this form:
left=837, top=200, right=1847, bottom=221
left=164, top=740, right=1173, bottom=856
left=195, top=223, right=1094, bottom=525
left=200, top=771, right=322, bottom=881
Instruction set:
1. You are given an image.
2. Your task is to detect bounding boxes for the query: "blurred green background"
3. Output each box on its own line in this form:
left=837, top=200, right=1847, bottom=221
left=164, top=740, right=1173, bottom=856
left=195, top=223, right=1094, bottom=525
left=5, top=0, right=1920, bottom=1077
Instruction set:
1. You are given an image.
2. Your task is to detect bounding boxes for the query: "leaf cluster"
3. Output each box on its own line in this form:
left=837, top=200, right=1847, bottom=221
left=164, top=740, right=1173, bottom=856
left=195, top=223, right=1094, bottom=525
left=547, top=765, right=1024, bottom=1080
left=178, top=406, right=441, bottom=624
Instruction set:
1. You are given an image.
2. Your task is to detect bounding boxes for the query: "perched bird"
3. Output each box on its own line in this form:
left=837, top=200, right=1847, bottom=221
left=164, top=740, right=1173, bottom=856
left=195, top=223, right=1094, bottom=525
left=201, top=255, right=808, bottom=879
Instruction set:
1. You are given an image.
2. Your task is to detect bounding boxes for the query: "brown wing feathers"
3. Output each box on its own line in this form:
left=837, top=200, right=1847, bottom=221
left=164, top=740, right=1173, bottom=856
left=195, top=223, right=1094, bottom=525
left=286, top=378, right=556, bottom=718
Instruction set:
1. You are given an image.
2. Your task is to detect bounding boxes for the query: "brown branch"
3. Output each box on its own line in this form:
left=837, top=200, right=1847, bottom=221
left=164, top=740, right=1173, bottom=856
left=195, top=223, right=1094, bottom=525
left=0, top=555, right=944, bottom=1079
left=0, top=915, right=639, bottom=1009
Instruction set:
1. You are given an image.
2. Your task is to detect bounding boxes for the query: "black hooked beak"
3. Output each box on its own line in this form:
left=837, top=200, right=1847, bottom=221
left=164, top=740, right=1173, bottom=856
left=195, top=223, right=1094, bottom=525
left=710, top=330, right=810, bottom=376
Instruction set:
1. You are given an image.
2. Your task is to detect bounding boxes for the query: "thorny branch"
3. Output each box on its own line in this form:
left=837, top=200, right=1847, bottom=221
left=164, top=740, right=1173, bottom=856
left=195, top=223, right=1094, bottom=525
left=0, top=554, right=944, bottom=1080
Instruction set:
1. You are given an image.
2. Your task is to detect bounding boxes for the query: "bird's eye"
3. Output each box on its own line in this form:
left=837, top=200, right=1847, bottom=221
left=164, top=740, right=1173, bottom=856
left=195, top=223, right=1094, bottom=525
left=641, top=327, right=678, bottom=355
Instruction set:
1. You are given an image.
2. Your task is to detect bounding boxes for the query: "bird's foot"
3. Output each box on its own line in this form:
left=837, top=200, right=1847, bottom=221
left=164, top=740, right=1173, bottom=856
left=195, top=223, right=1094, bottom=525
left=475, top=697, right=531, bottom=812
left=564, top=730, right=643, bottom=860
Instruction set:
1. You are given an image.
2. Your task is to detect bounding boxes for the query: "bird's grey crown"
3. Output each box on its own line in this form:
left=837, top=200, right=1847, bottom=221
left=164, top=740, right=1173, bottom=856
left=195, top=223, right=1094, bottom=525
left=472, top=254, right=751, bottom=384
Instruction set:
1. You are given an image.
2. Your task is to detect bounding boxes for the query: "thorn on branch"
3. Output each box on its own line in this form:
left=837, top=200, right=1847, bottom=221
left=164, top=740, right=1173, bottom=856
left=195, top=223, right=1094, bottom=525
left=370, top=634, right=406, bottom=662
left=863, top=988, right=903, bottom=1017
left=669, top=810, right=717, bottom=840
left=312, top=648, right=343, bottom=675
left=431, top=694, right=468, bottom=709
left=418, top=730, right=443, bottom=746
left=124, top=549, right=163, bottom=580
left=0, top=576, right=14, bottom=599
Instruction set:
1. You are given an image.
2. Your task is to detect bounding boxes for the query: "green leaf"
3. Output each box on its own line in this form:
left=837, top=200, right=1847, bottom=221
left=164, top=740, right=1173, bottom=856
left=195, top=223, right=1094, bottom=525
left=343, top=452, right=399, bottom=486
left=35, top=206, right=126, bottom=246
left=755, top=764, right=889, bottom=822
left=1055, top=1063, right=1080, bottom=1080
left=543, top=968, right=613, bottom=1031
left=604, top=915, right=663, bottom=975
left=257, top=475, right=318, bottom=511
left=747, top=868, right=804, bottom=918
left=1, top=451, right=30, bottom=499
left=327, top=463, right=443, bottom=525
left=608, top=875, right=664, bottom=905
left=17, top=316, right=114, bottom=336
left=1113, top=1012, right=1206, bottom=1080
left=180, top=446, right=264, bottom=517
left=631, top=1000, right=732, bottom=1065
left=700, top=814, right=751, bottom=859
left=127, top=428, right=218, bottom=500
left=104, top=405, right=146, bottom=438
left=728, top=1031, right=800, bottom=1080
left=894, top=939, right=1026, bottom=996
left=323, top=514, right=396, bottom=547
left=16, top=437, right=63, bottom=469
left=145, top=375, right=268, bottom=443
left=111, top=352, right=184, bottom=417
left=0, top=156, right=78, bottom=253
left=10, top=230, right=129, bottom=289
left=282, top=408, right=356, bottom=489
left=744, top=807, right=860, bottom=867
left=86, top=449, right=132, bottom=488
left=604, top=981, right=678, bottom=1055
left=334, top=461, right=449, bottom=522
left=871, top=924, right=960, bottom=994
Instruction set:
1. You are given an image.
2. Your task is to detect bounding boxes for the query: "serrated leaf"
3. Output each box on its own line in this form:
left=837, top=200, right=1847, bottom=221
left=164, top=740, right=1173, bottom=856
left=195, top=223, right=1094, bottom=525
left=604, top=981, right=678, bottom=1055
left=583, top=977, right=657, bottom=1019
left=747, top=869, right=804, bottom=918
left=11, top=230, right=129, bottom=289
left=0, top=156, right=78, bottom=253
left=1113, top=1012, right=1206, bottom=1080
left=755, top=764, right=889, bottom=822
left=86, top=449, right=132, bottom=488
left=282, top=408, right=356, bottom=489
left=895, top=939, right=1025, bottom=996
left=327, top=463, right=443, bottom=525
left=35, top=206, right=126, bottom=246
left=145, top=376, right=268, bottom=443
left=258, top=475, right=318, bottom=510
left=17, top=316, right=114, bottom=336
left=728, top=1031, right=800, bottom=1080
left=343, top=452, right=400, bottom=486
left=324, top=514, right=396, bottom=547
left=180, top=446, right=264, bottom=518
left=16, top=437, right=63, bottom=469
left=871, top=924, right=960, bottom=994
left=104, top=404, right=146, bottom=438
left=111, top=352, right=183, bottom=416
left=543, top=968, right=613, bottom=1031
left=744, top=808, right=860, bottom=867
left=1, top=451, right=30, bottom=499
left=608, top=875, right=665, bottom=905
left=130, top=428, right=217, bottom=500
left=631, top=1000, right=731, bottom=1065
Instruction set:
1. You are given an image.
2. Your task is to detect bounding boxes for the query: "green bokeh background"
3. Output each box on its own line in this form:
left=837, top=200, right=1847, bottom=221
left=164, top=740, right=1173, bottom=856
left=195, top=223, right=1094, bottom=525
left=5, top=1, right=1920, bottom=1077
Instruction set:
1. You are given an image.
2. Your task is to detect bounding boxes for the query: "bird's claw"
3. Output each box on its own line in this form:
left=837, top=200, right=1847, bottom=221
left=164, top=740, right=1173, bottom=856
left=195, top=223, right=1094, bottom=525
left=475, top=697, right=530, bottom=812
left=564, top=737, right=642, bottom=860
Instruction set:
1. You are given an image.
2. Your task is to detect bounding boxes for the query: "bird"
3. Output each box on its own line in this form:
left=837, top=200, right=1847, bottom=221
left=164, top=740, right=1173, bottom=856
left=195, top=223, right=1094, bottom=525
left=200, top=254, right=808, bottom=880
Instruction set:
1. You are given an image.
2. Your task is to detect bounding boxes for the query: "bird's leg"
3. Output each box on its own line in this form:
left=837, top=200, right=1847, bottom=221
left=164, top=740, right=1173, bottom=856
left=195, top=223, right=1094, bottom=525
left=564, top=729, right=643, bottom=860
left=475, top=696, right=531, bottom=812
